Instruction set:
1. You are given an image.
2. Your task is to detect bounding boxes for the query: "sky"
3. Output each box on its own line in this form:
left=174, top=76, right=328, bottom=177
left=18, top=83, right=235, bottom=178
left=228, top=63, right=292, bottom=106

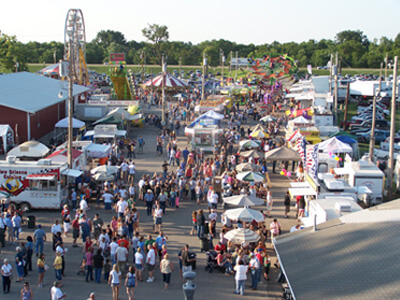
left=1, top=0, right=400, bottom=45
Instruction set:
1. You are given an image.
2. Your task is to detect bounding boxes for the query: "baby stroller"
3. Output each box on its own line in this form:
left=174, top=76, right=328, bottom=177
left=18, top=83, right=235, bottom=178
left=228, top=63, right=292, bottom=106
left=204, top=250, right=224, bottom=273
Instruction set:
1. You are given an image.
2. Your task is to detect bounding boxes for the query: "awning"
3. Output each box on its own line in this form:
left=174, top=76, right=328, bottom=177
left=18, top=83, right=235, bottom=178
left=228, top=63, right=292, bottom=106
left=289, top=187, right=317, bottom=197
left=333, top=167, right=352, bottom=175
left=290, top=182, right=312, bottom=188
left=26, top=174, right=56, bottom=180
left=61, top=169, right=83, bottom=178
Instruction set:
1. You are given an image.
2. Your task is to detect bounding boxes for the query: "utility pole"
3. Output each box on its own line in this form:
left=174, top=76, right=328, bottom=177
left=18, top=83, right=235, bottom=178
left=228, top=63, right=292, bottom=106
left=229, top=50, right=232, bottom=78
left=387, top=56, right=398, bottom=201
left=53, top=50, right=57, bottom=64
left=334, top=53, right=339, bottom=124
left=161, top=55, right=166, bottom=126
left=220, top=50, right=224, bottom=82
left=141, top=50, right=144, bottom=84
left=67, top=42, right=74, bottom=169
left=329, top=54, right=333, bottom=94
left=201, top=52, right=206, bottom=101
left=343, top=82, right=350, bottom=130
left=369, top=63, right=383, bottom=163
left=385, top=53, right=389, bottom=80
left=235, top=51, right=238, bottom=83
left=179, top=56, right=182, bottom=78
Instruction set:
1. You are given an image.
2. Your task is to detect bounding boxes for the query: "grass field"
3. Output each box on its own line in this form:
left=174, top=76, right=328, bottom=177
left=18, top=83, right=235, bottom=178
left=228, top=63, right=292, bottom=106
left=27, top=63, right=380, bottom=78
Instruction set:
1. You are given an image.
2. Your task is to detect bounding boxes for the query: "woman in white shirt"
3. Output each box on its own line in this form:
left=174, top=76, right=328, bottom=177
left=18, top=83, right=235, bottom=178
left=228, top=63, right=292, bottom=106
left=108, top=264, right=121, bottom=300
left=1, top=258, right=13, bottom=294
left=234, top=260, right=248, bottom=295
left=134, top=248, right=144, bottom=282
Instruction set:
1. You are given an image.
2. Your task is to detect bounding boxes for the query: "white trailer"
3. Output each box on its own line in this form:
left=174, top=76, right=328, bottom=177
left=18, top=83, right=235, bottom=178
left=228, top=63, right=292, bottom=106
left=334, top=159, right=384, bottom=204
left=0, top=157, right=69, bottom=211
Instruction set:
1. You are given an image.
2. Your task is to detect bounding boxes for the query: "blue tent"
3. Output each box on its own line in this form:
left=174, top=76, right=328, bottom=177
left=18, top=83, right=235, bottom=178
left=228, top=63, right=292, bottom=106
left=188, top=110, right=224, bottom=128
left=336, top=135, right=357, bottom=144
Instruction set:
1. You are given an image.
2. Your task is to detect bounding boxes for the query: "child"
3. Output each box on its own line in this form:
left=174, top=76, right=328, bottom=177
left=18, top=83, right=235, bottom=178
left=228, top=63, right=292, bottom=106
left=77, top=257, right=86, bottom=276
left=104, top=258, right=111, bottom=281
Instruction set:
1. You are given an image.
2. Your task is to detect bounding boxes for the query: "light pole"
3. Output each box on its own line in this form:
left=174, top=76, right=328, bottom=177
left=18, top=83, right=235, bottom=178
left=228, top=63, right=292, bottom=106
left=201, top=52, right=207, bottom=101
left=161, top=55, right=166, bottom=126
left=67, top=42, right=74, bottom=169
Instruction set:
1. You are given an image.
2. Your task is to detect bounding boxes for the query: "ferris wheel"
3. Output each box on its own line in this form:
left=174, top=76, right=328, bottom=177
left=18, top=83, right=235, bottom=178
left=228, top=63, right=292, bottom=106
left=63, top=9, right=89, bottom=85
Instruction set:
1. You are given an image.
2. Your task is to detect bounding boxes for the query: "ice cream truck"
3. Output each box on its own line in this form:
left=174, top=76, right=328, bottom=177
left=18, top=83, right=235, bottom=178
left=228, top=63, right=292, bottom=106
left=0, top=156, right=69, bottom=211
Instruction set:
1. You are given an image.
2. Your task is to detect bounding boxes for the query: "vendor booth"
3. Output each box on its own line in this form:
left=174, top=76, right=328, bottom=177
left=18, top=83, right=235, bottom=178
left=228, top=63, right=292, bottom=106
left=84, top=124, right=127, bottom=143
left=185, top=125, right=224, bottom=152
left=0, top=125, right=14, bottom=154
left=188, top=110, right=224, bottom=128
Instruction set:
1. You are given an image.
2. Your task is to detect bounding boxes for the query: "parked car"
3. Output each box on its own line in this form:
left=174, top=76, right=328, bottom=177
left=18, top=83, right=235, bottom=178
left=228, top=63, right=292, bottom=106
left=358, top=130, right=390, bottom=144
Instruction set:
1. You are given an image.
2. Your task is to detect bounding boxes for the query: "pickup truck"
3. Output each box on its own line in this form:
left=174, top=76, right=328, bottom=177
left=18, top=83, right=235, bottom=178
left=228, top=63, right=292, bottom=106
left=350, top=120, right=390, bottom=132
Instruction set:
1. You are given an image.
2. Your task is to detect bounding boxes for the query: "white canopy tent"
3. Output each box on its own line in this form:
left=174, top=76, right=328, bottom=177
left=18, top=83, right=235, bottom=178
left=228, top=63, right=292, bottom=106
left=318, top=137, right=353, bottom=154
left=0, top=125, right=14, bottom=153
left=8, top=141, right=49, bottom=159
left=55, top=117, right=85, bottom=129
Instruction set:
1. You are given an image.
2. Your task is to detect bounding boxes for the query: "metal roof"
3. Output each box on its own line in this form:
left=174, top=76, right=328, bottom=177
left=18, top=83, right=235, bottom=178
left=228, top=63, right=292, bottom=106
left=0, top=72, right=90, bottom=113
left=274, top=199, right=400, bottom=300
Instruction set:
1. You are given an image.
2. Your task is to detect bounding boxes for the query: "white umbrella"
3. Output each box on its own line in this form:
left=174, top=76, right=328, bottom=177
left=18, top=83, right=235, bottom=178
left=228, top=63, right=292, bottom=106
left=236, top=171, right=265, bottom=182
left=55, top=117, right=85, bottom=129
left=260, top=115, right=276, bottom=122
left=225, top=207, right=265, bottom=222
left=240, top=150, right=262, bottom=158
left=224, top=228, right=260, bottom=244
left=223, top=195, right=265, bottom=206
left=92, top=172, right=114, bottom=181
left=235, top=162, right=261, bottom=172
left=239, top=140, right=260, bottom=149
left=90, top=165, right=120, bottom=175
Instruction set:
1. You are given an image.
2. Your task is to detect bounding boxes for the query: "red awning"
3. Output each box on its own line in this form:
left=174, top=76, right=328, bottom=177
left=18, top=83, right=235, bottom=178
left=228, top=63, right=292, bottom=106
left=26, top=174, right=56, bottom=181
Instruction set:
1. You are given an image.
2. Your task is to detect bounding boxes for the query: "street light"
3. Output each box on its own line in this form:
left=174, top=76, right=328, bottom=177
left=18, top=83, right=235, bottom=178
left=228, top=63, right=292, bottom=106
left=201, top=53, right=207, bottom=101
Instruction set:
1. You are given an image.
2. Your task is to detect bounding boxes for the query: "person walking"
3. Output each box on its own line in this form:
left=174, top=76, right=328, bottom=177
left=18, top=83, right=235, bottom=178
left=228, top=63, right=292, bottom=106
left=50, top=280, right=66, bottom=300
left=284, top=191, right=291, bottom=218
left=146, top=244, right=156, bottom=282
left=1, top=258, right=12, bottom=294
left=160, top=253, right=174, bottom=289
left=249, top=253, right=261, bottom=290
left=20, top=281, right=33, bottom=300
left=93, top=249, right=104, bottom=284
left=85, top=247, right=94, bottom=282
left=234, top=260, right=248, bottom=295
left=33, top=224, right=46, bottom=256
left=53, top=251, right=63, bottom=281
left=134, top=248, right=144, bottom=282
left=36, top=253, right=46, bottom=287
left=144, top=190, right=154, bottom=216
left=108, top=264, right=121, bottom=300
left=15, top=246, right=25, bottom=282
left=125, top=266, right=136, bottom=300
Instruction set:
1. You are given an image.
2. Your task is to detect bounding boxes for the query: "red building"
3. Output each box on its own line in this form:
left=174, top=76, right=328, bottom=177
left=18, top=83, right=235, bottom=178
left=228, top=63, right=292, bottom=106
left=0, top=72, right=90, bottom=143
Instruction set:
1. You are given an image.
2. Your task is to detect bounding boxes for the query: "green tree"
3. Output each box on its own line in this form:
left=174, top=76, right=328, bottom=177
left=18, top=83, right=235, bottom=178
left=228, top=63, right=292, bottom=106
left=142, top=24, right=169, bottom=65
left=0, top=34, right=28, bottom=73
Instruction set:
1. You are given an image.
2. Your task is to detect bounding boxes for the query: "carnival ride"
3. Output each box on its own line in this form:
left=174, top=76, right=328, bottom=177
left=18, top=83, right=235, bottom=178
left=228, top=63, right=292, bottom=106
left=63, top=9, right=89, bottom=86
left=109, top=53, right=133, bottom=100
left=247, top=54, right=298, bottom=85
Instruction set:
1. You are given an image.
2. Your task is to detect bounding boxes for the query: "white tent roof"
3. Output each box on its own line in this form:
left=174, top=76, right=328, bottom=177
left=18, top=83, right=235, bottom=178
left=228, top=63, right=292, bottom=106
left=318, top=137, right=353, bottom=154
left=55, top=117, right=85, bottom=128
left=292, top=116, right=310, bottom=124
left=201, top=110, right=224, bottom=120
left=0, top=72, right=91, bottom=113
left=8, top=141, right=50, bottom=158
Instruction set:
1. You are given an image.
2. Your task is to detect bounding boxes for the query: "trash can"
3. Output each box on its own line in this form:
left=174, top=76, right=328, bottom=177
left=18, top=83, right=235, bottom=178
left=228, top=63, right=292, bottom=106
left=27, top=215, right=36, bottom=229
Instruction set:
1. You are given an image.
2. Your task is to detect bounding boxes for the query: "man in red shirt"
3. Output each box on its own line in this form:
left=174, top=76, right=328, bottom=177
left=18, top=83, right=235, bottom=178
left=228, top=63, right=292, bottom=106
left=118, top=234, right=130, bottom=250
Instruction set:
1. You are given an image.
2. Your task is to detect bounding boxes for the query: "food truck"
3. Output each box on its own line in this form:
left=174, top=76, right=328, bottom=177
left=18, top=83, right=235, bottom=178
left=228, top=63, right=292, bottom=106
left=0, top=156, right=70, bottom=211
left=185, top=125, right=224, bottom=152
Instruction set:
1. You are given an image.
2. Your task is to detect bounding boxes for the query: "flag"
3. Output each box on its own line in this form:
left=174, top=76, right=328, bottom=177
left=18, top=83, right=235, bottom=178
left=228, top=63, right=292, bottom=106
left=307, top=145, right=319, bottom=181
left=295, top=136, right=307, bottom=167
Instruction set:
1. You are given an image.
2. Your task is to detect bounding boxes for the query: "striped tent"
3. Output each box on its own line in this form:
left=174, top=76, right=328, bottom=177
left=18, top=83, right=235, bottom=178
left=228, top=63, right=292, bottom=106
left=143, top=73, right=188, bottom=89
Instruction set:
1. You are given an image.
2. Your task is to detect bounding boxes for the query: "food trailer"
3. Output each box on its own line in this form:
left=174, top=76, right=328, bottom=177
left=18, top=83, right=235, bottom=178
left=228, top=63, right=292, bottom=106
left=185, top=125, right=224, bottom=152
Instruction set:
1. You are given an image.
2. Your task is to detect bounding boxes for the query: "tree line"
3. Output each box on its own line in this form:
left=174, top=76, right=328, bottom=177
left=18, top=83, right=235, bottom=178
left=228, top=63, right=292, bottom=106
left=1, top=26, right=400, bottom=73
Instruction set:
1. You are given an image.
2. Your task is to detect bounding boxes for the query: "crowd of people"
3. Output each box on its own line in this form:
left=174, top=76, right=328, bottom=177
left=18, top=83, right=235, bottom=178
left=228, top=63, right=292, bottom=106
left=0, top=85, right=299, bottom=299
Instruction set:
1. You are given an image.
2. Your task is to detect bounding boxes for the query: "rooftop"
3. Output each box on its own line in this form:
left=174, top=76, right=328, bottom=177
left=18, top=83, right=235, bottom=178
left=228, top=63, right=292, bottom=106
left=0, top=72, right=90, bottom=113
left=274, top=199, right=400, bottom=300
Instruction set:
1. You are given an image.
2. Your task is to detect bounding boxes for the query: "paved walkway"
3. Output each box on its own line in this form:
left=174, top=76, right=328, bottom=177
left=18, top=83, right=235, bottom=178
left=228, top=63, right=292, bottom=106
left=0, top=106, right=299, bottom=300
